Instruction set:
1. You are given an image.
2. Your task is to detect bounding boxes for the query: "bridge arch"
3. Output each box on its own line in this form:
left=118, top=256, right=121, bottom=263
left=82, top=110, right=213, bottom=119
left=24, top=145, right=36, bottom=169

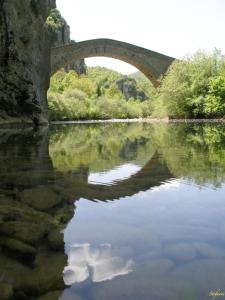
left=51, top=39, right=175, bottom=87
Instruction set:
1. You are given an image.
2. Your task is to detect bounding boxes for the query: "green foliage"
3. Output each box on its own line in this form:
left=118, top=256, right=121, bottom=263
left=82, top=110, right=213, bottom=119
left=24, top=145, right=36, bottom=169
left=203, top=76, right=225, bottom=117
left=48, top=90, right=152, bottom=121
left=104, top=83, right=123, bottom=99
left=49, top=70, right=96, bottom=97
left=87, top=66, right=122, bottom=88
left=70, top=76, right=97, bottom=98
left=87, top=67, right=154, bottom=100
left=46, top=9, right=65, bottom=42
left=153, top=50, right=225, bottom=118
left=48, top=67, right=154, bottom=120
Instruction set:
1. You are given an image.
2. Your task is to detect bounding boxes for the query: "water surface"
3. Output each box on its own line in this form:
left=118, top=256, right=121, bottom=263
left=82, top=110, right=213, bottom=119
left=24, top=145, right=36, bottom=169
left=0, top=122, right=225, bottom=300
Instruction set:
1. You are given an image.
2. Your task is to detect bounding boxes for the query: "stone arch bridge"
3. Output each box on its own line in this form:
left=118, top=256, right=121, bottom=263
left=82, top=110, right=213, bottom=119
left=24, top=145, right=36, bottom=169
left=51, top=38, right=175, bottom=87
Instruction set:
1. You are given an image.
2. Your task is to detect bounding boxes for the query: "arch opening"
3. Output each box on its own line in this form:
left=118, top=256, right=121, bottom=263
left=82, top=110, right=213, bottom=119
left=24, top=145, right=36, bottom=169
left=85, top=57, right=139, bottom=75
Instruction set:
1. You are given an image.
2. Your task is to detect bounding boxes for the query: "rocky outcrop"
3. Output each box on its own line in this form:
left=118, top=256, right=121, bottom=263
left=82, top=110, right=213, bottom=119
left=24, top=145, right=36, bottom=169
left=116, top=76, right=147, bottom=101
left=0, top=0, right=56, bottom=125
left=66, top=56, right=87, bottom=76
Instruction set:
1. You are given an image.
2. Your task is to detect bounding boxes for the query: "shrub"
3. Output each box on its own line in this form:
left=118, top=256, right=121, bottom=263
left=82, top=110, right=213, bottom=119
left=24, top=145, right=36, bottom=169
left=203, top=76, right=225, bottom=117
left=46, top=9, right=65, bottom=42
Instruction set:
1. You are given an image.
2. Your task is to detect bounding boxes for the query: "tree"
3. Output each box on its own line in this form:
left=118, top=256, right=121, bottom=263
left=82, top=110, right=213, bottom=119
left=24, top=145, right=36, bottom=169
left=204, top=76, right=225, bottom=117
left=153, top=50, right=225, bottom=118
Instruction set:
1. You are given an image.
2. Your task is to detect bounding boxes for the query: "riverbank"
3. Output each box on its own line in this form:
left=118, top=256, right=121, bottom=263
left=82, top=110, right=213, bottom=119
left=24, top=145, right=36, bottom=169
left=51, top=117, right=225, bottom=125
left=1, top=117, right=224, bottom=128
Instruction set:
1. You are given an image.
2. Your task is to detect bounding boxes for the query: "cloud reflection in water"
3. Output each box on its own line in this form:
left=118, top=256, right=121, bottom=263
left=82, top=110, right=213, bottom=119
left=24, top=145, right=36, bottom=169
left=63, top=243, right=133, bottom=285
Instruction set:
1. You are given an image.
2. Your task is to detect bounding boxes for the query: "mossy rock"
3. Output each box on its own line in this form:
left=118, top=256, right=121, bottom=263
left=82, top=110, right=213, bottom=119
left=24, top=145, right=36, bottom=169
left=13, top=290, right=28, bottom=300
left=37, top=290, right=62, bottom=300
left=0, top=252, right=66, bottom=297
left=24, top=252, right=66, bottom=295
left=53, top=204, right=74, bottom=227
left=0, top=237, right=36, bottom=257
left=0, top=253, right=30, bottom=290
left=48, top=229, right=64, bottom=251
left=0, top=221, right=48, bottom=245
left=0, top=282, right=13, bottom=300
left=20, top=186, right=62, bottom=211
left=0, top=198, right=52, bottom=224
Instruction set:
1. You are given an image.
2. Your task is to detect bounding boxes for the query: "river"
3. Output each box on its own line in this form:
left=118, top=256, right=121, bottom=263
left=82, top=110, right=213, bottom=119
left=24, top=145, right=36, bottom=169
left=0, top=122, right=225, bottom=300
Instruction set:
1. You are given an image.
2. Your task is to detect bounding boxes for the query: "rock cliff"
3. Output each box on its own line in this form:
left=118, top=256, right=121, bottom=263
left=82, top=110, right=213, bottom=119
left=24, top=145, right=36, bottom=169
left=116, top=76, right=147, bottom=101
left=0, top=0, right=56, bottom=125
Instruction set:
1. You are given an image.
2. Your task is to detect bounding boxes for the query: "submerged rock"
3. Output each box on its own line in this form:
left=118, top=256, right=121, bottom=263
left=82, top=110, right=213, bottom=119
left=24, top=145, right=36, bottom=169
left=0, top=198, right=53, bottom=229
left=0, top=253, right=30, bottom=289
left=0, top=221, right=48, bottom=245
left=0, top=282, right=13, bottom=300
left=172, top=258, right=225, bottom=289
left=166, top=243, right=197, bottom=262
left=193, top=242, right=225, bottom=258
left=20, top=186, right=62, bottom=211
left=27, top=253, right=66, bottom=294
left=48, top=229, right=64, bottom=251
left=0, top=237, right=36, bottom=257
left=37, top=290, right=62, bottom=300
left=0, top=251, right=66, bottom=296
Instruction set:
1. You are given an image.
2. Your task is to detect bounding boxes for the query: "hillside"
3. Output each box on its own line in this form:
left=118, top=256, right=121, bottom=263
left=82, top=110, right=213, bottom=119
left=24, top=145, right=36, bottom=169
left=48, top=67, right=155, bottom=120
left=87, top=67, right=155, bottom=100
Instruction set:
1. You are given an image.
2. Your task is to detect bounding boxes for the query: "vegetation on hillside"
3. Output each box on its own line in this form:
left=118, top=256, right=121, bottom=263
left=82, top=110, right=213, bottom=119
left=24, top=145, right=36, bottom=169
left=48, top=67, right=154, bottom=120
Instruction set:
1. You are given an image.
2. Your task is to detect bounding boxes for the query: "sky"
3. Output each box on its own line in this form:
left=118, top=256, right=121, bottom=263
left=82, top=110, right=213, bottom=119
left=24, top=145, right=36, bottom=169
left=57, top=0, right=225, bottom=74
